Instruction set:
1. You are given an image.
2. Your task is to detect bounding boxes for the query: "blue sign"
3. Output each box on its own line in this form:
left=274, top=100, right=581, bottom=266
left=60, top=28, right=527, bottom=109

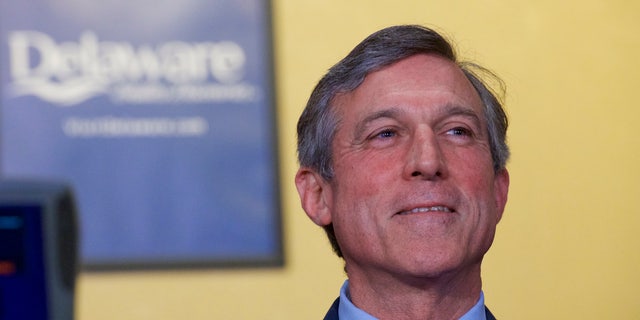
left=0, top=0, right=282, bottom=269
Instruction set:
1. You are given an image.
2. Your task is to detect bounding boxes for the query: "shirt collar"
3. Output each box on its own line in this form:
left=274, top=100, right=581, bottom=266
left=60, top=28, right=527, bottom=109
left=337, top=280, right=487, bottom=320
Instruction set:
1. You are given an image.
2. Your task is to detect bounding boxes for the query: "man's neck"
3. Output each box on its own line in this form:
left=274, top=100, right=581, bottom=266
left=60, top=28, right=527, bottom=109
left=345, top=266, right=483, bottom=320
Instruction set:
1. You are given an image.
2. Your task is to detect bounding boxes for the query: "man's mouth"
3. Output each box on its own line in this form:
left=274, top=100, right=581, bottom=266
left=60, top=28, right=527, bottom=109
left=397, top=206, right=454, bottom=215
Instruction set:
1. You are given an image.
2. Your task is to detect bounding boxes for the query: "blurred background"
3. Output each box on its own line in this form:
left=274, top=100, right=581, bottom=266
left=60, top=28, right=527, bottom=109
left=2, top=0, right=639, bottom=319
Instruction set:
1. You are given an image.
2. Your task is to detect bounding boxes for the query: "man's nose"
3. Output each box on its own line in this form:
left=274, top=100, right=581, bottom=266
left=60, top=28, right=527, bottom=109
left=402, top=129, right=447, bottom=180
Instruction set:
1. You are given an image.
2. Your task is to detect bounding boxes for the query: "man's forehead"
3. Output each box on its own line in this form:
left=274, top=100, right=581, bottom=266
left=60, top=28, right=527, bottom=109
left=367, top=55, right=476, bottom=95
left=332, top=54, right=484, bottom=120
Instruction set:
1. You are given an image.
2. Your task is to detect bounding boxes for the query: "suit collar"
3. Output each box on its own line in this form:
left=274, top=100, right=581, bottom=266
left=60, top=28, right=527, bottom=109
left=323, top=297, right=497, bottom=320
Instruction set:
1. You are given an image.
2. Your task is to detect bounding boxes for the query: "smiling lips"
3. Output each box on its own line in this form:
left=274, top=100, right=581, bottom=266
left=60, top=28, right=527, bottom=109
left=398, top=206, right=454, bottom=215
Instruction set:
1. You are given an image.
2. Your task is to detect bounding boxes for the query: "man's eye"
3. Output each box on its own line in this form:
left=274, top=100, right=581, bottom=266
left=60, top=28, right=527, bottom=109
left=447, top=127, right=472, bottom=136
left=375, top=129, right=396, bottom=139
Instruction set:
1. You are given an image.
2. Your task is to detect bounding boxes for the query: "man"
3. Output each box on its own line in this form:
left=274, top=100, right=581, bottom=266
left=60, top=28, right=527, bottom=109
left=295, top=25, right=510, bottom=320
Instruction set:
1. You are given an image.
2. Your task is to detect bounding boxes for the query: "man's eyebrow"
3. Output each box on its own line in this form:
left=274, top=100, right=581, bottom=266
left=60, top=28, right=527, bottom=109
left=438, top=104, right=483, bottom=127
left=353, top=108, right=402, bottom=139
left=351, top=104, right=484, bottom=139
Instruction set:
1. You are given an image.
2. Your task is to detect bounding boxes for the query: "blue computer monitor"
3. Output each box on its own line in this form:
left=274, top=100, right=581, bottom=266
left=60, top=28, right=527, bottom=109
left=0, top=181, right=77, bottom=320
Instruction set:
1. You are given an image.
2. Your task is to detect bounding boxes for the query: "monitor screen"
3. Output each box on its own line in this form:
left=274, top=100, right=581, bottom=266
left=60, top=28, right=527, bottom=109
left=0, top=205, right=48, bottom=319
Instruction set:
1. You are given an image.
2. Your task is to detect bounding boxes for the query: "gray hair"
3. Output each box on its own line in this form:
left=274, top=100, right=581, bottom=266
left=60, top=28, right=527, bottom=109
left=296, top=25, right=509, bottom=257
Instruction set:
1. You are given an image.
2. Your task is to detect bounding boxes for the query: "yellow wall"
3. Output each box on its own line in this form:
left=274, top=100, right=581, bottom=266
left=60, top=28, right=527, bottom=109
left=77, top=1, right=640, bottom=319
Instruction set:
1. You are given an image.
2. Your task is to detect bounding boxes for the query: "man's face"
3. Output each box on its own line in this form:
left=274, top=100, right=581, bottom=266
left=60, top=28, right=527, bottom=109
left=302, top=54, right=509, bottom=281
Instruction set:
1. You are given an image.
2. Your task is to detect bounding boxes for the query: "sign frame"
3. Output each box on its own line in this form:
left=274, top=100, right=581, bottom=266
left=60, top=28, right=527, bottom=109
left=0, top=0, right=283, bottom=270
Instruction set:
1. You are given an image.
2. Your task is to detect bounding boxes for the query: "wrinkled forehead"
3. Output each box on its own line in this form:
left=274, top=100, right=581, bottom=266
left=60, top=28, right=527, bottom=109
left=330, top=54, right=485, bottom=122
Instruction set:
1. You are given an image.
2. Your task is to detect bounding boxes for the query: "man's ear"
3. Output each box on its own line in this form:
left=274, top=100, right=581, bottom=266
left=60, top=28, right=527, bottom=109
left=494, top=168, right=510, bottom=223
left=295, top=167, right=333, bottom=226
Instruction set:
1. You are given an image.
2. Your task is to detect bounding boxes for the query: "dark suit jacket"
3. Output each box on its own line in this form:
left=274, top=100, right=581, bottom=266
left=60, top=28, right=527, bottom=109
left=323, top=298, right=497, bottom=320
